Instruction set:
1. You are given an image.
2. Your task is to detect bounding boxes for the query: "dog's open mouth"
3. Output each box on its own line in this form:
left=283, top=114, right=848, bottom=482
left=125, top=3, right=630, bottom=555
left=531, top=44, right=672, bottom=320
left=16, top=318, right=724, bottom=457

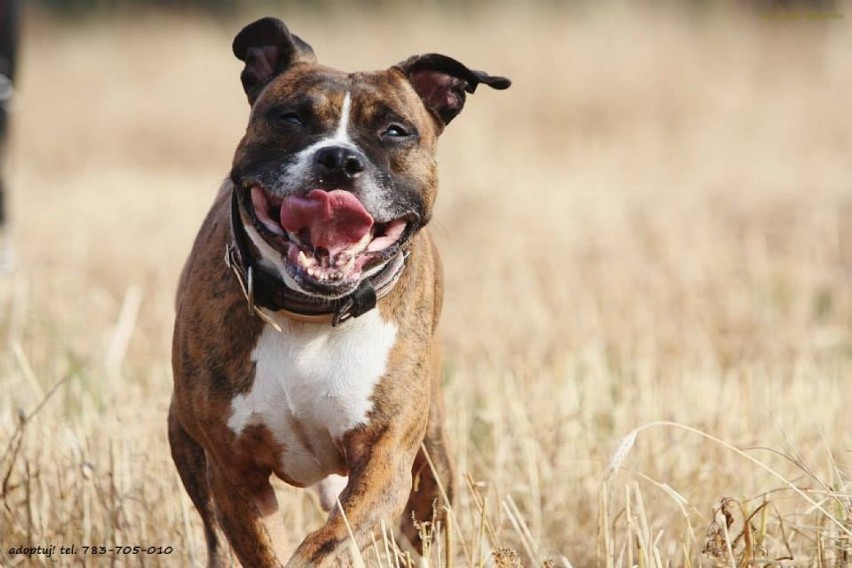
left=242, top=183, right=413, bottom=294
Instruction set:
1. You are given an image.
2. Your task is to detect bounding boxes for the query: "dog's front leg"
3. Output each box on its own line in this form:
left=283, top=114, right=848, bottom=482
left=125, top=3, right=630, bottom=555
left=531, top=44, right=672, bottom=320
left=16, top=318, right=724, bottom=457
left=207, top=463, right=287, bottom=568
left=286, top=423, right=423, bottom=568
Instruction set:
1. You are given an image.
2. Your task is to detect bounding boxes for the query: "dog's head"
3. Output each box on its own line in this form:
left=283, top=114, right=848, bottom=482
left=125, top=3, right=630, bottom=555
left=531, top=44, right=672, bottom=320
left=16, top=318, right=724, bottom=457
left=229, top=17, right=510, bottom=299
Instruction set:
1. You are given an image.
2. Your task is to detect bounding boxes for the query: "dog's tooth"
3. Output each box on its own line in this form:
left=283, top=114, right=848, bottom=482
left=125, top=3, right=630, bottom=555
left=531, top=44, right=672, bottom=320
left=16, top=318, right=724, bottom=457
left=334, top=256, right=354, bottom=274
left=356, top=231, right=372, bottom=251
left=298, top=250, right=309, bottom=267
left=335, top=252, right=353, bottom=268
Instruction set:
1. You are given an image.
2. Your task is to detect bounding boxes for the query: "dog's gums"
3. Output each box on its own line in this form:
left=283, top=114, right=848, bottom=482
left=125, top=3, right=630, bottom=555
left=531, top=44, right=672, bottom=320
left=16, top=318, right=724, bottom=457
left=247, top=184, right=409, bottom=286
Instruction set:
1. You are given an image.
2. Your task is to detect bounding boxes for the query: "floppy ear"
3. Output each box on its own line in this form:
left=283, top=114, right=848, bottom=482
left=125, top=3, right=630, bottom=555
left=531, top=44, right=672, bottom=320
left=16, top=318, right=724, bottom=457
left=232, top=17, right=316, bottom=105
left=395, top=53, right=511, bottom=128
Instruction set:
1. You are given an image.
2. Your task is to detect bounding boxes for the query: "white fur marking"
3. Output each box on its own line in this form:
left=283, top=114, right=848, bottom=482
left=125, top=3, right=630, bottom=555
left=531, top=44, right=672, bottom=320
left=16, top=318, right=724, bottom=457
left=335, top=92, right=352, bottom=142
left=315, top=474, right=349, bottom=512
left=277, top=92, right=363, bottom=190
left=227, top=310, right=397, bottom=487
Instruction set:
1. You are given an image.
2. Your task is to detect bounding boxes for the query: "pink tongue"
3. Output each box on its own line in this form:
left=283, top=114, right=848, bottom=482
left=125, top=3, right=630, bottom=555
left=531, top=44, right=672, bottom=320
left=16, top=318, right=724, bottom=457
left=280, top=190, right=374, bottom=257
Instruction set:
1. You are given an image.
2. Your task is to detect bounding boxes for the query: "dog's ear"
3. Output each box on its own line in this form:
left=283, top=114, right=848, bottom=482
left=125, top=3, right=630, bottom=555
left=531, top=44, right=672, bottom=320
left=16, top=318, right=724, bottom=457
left=395, top=53, right=510, bottom=129
left=232, top=17, right=316, bottom=105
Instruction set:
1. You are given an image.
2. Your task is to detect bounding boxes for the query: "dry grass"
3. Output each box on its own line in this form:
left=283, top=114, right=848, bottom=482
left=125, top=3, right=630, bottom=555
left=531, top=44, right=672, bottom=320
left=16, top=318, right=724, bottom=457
left=2, top=2, right=852, bottom=566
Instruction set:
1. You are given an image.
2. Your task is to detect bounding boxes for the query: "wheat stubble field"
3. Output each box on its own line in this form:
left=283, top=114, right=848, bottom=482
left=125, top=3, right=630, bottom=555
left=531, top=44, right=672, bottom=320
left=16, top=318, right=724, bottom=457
left=1, top=3, right=851, bottom=566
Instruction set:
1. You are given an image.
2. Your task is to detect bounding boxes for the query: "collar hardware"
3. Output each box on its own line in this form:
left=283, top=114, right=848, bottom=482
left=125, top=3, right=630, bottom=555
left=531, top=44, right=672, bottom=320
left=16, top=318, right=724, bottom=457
left=225, top=243, right=283, bottom=331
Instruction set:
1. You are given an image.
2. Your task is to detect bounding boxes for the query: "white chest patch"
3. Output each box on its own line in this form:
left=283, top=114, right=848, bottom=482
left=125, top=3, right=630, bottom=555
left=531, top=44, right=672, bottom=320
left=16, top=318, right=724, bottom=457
left=227, top=309, right=398, bottom=486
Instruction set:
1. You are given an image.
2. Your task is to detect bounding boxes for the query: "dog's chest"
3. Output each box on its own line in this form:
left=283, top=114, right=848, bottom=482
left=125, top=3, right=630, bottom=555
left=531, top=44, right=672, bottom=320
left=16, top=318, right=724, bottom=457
left=227, top=310, right=398, bottom=487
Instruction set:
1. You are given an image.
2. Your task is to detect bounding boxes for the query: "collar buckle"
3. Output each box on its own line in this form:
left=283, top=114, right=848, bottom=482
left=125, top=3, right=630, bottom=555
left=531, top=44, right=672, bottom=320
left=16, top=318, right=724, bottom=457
left=330, top=279, right=378, bottom=327
left=225, top=243, right=282, bottom=331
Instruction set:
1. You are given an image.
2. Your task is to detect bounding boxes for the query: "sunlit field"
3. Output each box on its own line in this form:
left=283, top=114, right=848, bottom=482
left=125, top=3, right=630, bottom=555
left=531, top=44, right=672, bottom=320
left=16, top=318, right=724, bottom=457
left=2, top=3, right=851, bottom=566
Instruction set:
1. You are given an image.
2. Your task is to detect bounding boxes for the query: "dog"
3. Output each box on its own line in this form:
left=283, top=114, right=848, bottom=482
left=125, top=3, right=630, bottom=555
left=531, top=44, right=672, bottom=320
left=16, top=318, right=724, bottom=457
left=168, top=16, right=509, bottom=567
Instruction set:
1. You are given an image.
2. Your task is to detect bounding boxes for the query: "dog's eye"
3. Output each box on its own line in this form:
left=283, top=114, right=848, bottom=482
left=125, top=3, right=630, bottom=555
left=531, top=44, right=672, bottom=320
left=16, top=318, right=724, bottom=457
left=382, top=124, right=410, bottom=138
left=276, top=111, right=304, bottom=127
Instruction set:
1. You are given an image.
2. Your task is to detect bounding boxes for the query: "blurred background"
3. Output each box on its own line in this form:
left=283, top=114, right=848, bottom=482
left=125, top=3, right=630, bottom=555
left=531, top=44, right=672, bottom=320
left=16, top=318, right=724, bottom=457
left=1, top=1, right=851, bottom=566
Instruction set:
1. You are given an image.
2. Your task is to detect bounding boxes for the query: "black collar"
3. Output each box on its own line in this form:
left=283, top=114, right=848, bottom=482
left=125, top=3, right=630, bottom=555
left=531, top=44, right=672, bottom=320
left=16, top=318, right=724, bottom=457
left=226, top=188, right=406, bottom=328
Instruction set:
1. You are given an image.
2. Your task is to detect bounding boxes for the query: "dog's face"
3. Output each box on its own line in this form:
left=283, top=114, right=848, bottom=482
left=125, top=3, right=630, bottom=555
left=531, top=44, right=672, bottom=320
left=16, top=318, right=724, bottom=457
left=229, top=18, right=509, bottom=299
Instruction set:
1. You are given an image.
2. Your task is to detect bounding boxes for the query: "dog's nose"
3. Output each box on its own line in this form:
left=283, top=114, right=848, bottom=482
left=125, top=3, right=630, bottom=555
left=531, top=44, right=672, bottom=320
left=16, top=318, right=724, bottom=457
left=314, top=145, right=366, bottom=181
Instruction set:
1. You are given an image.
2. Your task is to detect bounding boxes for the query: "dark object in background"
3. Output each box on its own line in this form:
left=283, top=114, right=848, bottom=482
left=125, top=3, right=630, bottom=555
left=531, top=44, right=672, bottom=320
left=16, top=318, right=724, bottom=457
left=1, top=0, right=20, bottom=231
left=33, top=0, right=234, bottom=16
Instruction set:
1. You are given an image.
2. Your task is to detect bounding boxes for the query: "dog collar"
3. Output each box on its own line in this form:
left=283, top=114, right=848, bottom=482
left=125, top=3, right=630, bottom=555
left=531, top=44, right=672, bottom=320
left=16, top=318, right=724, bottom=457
left=226, top=188, right=407, bottom=328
